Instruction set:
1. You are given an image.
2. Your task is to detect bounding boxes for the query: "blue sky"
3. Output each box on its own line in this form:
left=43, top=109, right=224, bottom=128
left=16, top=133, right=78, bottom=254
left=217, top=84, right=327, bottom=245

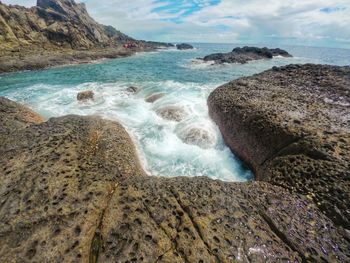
left=3, top=0, right=350, bottom=48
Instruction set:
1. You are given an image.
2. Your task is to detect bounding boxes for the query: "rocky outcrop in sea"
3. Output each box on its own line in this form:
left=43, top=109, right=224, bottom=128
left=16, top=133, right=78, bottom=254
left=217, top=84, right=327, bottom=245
left=1, top=63, right=350, bottom=263
left=177, top=43, right=194, bottom=50
left=202, top=46, right=292, bottom=64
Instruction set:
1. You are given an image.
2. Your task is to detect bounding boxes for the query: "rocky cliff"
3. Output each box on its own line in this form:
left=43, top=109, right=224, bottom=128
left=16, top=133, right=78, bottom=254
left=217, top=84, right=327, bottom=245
left=208, top=64, right=350, bottom=234
left=0, top=0, right=133, bottom=51
left=0, top=95, right=349, bottom=262
left=0, top=0, right=169, bottom=72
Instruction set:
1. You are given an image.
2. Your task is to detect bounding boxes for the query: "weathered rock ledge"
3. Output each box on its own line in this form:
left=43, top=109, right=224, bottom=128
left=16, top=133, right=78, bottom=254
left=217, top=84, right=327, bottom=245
left=208, top=64, right=350, bottom=235
left=202, top=46, right=292, bottom=64
left=1, top=96, right=349, bottom=262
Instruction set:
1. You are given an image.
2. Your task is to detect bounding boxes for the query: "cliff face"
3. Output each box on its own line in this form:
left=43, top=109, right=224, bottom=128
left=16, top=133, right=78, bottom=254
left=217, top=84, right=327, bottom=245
left=0, top=0, right=134, bottom=52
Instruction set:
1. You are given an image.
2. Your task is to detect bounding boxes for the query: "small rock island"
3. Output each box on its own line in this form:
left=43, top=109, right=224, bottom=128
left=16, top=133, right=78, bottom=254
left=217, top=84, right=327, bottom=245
left=176, top=43, right=194, bottom=50
left=202, top=46, right=292, bottom=64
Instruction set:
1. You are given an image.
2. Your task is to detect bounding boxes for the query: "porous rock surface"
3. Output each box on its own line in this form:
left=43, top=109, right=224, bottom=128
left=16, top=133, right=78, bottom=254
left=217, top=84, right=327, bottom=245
left=208, top=64, right=350, bottom=234
left=0, top=97, right=349, bottom=262
left=203, top=46, right=292, bottom=64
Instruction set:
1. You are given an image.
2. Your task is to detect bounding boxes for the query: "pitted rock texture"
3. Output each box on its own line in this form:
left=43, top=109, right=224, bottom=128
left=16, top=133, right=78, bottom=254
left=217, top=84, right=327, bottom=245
left=208, top=64, right=350, bottom=232
left=0, top=97, right=349, bottom=262
left=0, top=97, right=43, bottom=140
left=202, top=46, right=292, bottom=64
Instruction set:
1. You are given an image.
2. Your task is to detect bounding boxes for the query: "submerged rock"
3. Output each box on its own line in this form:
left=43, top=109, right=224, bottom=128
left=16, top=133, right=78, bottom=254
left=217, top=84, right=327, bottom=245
left=156, top=106, right=187, bottom=122
left=126, top=86, right=139, bottom=93
left=203, top=46, right=292, bottom=64
left=176, top=43, right=194, bottom=50
left=145, top=93, right=165, bottom=103
left=0, top=97, right=349, bottom=262
left=177, top=126, right=216, bottom=149
left=208, top=64, right=350, bottom=231
left=77, top=90, right=94, bottom=101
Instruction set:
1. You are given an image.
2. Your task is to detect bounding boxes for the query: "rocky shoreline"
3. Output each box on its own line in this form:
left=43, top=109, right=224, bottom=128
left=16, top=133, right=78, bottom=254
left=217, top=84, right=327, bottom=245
left=1, top=62, right=350, bottom=262
left=0, top=0, right=171, bottom=73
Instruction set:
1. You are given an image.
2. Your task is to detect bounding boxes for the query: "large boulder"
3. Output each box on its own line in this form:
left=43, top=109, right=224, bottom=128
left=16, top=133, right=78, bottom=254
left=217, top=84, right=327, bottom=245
left=208, top=64, right=350, bottom=232
left=203, top=46, right=292, bottom=64
left=0, top=97, right=349, bottom=262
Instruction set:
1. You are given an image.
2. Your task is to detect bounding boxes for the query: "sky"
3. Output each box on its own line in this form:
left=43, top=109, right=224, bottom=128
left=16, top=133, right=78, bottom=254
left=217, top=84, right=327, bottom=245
left=3, top=0, right=350, bottom=48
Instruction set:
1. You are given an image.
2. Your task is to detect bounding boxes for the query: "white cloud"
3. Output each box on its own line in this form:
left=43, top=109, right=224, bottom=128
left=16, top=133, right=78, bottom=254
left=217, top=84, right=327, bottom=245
left=2, top=0, right=350, bottom=47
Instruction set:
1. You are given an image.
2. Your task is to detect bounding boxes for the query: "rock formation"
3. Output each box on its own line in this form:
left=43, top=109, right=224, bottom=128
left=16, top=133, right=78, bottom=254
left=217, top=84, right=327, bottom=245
left=145, top=93, right=165, bottom=103
left=156, top=106, right=187, bottom=122
left=176, top=43, right=194, bottom=50
left=203, top=46, right=292, bottom=64
left=208, top=64, right=350, bottom=234
left=0, top=0, right=170, bottom=73
left=77, top=90, right=94, bottom=101
left=1, top=95, right=349, bottom=262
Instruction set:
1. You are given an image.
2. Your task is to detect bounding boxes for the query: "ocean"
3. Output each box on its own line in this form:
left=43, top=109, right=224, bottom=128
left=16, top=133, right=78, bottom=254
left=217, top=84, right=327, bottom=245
left=1, top=43, right=349, bottom=181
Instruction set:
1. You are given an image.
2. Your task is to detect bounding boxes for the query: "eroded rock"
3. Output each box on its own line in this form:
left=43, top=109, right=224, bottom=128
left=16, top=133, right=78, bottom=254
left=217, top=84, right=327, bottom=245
left=208, top=64, right=350, bottom=231
left=0, top=97, right=349, bottom=262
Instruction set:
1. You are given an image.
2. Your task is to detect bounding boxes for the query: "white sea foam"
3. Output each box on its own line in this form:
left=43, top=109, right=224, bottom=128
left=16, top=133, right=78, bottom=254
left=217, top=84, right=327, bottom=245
left=10, top=80, right=251, bottom=182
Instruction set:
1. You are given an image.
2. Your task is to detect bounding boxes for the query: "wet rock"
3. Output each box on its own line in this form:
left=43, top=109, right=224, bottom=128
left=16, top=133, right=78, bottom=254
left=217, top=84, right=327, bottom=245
left=177, top=126, right=216, bottom=149
left=156, top=106, right=186, bottom=122
left=208, top=64, right=350, bottom=231
left=126, top=86, right=139, bottom=93
left=77, top=90, right=94, bottom=101
left=145, top=93, right=165, bottom=103
left=176, top=43, right=194, bottom=50
left=203, top=46, right=292, bottom=64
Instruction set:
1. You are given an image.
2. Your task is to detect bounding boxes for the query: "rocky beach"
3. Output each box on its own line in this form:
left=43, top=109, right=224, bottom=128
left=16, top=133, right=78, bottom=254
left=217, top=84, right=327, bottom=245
left=1, top=0, right=350, bottom=262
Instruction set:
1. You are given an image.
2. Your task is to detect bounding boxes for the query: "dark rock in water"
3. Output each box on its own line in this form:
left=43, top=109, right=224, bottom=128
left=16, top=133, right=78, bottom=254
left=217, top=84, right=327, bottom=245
left=77, top=90, right=94, bottom=101
left=208, top=64, right=350, bottom=231
left=145, top=93, right=165, bottom=103
left=156, top=106, right=186, bottom=122
left=126, top=86, right=139, bottom=93
left=177, top=126, right=216, bottom=149
left=203, top=46, right=292, bottom=64
left=0, top=97, right=349, bottom=262
left=176, top=43, right=194, bottom=50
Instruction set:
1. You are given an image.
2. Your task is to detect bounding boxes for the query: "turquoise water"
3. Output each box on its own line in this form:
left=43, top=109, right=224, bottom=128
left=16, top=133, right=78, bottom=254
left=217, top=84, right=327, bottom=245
left=1, top=43, right=349, bottom=181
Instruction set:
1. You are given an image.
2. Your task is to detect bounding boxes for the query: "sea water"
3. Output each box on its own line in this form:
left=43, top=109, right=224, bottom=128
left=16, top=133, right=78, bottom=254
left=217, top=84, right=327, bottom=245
left=1, top=43, right=349, bottom=181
